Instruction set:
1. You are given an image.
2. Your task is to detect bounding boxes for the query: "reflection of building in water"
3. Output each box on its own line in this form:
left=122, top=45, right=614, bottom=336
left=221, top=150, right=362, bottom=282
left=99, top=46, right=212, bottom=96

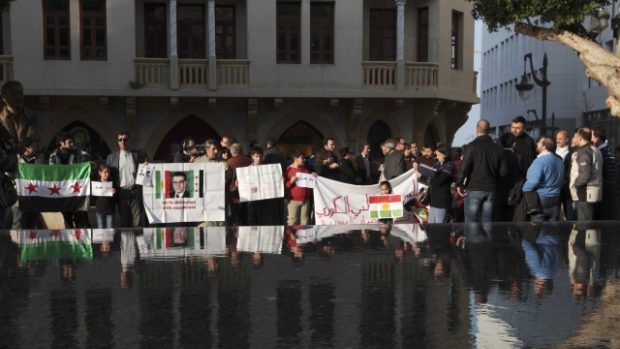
left=85, top=288, right=114, bottom=348
left=276, top=280, right=303, bottom=347
left=359, top=254, right=395, bottom=348
left=9, top=226, right=620, bottom=347
left=217, top=259, right=251, bottom=348
left=180, top=262, right=214, bottom=348
left=138, top=262, right=174, bottom=348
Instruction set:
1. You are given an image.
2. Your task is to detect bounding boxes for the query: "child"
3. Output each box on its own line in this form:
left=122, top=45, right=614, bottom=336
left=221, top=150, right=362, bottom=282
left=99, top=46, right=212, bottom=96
left=95, top=164, right=116, bottom=228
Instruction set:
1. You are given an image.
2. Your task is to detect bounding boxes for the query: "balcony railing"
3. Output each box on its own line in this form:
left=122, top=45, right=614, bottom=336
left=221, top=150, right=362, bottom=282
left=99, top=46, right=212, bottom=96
left=405, top=62, right=438, bottom=89
left=217, top=59, right=250, bottom=88
left=179, top=59, right=209, bottom=88
left=134, top=58, right=169, bottom=88
left=0, top=55, right=13, bottom=82
left=362, top=61, right=439, bottom=90
left=362, top=61, right=396, bottom=89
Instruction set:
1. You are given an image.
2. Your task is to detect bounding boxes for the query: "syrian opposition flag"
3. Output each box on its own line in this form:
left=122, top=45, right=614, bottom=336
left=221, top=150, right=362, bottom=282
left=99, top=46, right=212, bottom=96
left=369, top=194, right=404, bottom=219
left=17, top=162, right=91, bottom=212
left=17, top=229, right=93, bottom=262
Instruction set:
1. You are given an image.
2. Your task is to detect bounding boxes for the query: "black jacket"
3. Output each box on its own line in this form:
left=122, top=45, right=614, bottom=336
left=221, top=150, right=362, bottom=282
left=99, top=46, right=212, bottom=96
left=514, top=133, right=536, bottom=173
left=429, top=161, right=455, bottom=209
left=456, top=135, right=506, bottom=192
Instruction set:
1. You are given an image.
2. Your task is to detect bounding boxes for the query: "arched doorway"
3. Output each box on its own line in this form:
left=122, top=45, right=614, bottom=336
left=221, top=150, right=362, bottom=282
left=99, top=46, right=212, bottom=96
left=367, top=120, right=391, bottom=161
left=277, top=121, right=324, bottom=156
left=424, top=123, right=438, bottom=148
left=45, top=121, right=111, bottom=162
left=154, top=115, right=220, bottom=161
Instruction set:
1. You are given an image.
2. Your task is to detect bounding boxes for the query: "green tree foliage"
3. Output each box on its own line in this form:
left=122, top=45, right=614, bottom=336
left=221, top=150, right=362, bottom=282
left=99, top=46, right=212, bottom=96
left=471, top=0, right=609, bottom=37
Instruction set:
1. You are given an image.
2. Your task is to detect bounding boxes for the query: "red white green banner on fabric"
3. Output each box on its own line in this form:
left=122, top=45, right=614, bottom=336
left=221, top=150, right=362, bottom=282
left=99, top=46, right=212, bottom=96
left=16, top=163, right=91, bottom=212
left=14, top=229, right=93, bottom=262
left=142, top=162, right=226, bottom=223
left=368, top=194, right=403, bottom=219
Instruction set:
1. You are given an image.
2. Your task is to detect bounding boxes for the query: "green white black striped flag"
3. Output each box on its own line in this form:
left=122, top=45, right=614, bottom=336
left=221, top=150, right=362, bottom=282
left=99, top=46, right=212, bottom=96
left=17, top=163, right=91, bottom=212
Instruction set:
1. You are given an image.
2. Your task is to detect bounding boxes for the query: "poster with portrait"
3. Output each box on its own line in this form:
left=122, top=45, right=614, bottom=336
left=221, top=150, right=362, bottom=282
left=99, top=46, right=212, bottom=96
left=142, top=163, right=225, bottom=223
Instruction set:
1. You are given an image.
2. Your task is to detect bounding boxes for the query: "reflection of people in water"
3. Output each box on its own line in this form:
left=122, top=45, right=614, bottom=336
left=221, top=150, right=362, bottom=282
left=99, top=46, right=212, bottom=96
left=168, top=172, right=190, bottom=198
left=521, top=225, right=561, bottom=298
left=568, top=227, right=603, bottom=301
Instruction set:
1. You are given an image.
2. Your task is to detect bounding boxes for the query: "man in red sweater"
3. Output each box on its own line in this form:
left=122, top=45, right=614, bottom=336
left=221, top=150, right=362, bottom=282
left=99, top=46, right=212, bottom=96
left=286, top=150, right=313, bottom=225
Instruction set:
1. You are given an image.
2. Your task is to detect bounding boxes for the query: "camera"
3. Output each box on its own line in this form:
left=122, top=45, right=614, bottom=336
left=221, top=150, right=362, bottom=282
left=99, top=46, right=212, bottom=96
left=189, top=144, right=205, bottom=157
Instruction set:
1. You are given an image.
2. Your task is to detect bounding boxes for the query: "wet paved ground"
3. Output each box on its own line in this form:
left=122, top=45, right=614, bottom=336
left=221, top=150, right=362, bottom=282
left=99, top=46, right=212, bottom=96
left=1, top=222, right=619, bottom=348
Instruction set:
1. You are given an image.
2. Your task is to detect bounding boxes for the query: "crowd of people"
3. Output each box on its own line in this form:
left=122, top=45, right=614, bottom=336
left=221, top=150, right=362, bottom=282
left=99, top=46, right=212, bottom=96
left=1, top=79, right=619, bottom=229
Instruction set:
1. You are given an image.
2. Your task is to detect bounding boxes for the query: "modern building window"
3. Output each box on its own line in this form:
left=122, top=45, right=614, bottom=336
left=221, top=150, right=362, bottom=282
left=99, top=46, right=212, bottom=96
left=216, top=5, right=236, bottom=59
left=310, top=2, right=334, bottom=64
left=80, top=0, right=106, bottom=60
left=277, top=2, right=301, bottom=63
left=451, top=10, right=463, bottom=70
left=369, top=9, right=395, bottom=61
left=43, top=0, right=70, bottom=60
left=416, top=7, right=428, bottom=62
left=178, top=5, right=205, bottom=59
left=144, top=3, right=167, bottom=58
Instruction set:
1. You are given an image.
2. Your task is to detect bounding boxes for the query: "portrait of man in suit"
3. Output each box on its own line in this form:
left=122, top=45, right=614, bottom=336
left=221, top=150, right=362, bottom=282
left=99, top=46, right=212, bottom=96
left=168, top=172, right=190, bottom=198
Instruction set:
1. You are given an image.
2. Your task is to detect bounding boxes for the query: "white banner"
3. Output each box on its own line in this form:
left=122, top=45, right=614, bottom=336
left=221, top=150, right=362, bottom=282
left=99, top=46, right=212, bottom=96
left=295, top=172, right=316, bottom=188
left=237, top=164, right=284, bottom=202
left=313, top=169, right=424, bottom=225
left=136, top=163, right=155, bottom=187
left=136, top=227, right=227, bottom=259
left=91, top=181, right=114, bottom=197
left=236, top=226, right=284, bottom=254
left=142, top=163, right=225, bottom=223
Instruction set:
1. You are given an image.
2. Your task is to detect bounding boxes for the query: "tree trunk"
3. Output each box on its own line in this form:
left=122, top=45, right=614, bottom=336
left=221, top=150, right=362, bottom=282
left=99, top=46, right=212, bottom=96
left=515, top=22, right=620, bottom=117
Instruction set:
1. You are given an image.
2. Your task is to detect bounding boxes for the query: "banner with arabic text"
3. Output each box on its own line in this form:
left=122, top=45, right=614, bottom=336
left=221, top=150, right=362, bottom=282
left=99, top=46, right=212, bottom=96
left=313, top=169, right=424, bottom=225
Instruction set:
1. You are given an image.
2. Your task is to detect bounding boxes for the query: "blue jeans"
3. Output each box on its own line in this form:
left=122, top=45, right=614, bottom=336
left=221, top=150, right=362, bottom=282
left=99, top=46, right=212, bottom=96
left=96, top=213, right=113, bottom=228
left=465, top=191, right=495, bottom=223
left=428, top=207, right=447, bottom=223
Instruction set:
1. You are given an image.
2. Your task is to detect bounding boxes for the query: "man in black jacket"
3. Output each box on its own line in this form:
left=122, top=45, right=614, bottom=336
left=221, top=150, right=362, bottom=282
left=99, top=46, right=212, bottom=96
left=511, top=116, right=536, bottom=173
left=456, top=119, right=506, bottom=223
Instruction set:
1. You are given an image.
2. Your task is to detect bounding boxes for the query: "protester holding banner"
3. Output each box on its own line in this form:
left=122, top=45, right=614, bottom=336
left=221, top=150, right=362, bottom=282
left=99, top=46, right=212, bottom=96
left=226, top=143, right=251, bottom=225
left=94, top=164, right=115, bottom=228
left=285, top=150, right=312, bottom=225
left=246, top=147, right=275, bottom=225
left=106, top=131, right=146, bottom=228
left=49, top=132, right=91, bottom=228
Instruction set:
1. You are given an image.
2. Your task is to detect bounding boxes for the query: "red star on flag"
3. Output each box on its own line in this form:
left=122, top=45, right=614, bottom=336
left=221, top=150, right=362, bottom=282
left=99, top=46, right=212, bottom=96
left=26, top=182, right=37, bottom=194
left=48, top=183, right=61, bottom=195
left=70, top=183, right=82, bottom=193
left=75, top=229, right=82, bottom=239
left=51, top=230, right=60, bottom=238
left=29, top=230, right=37, bottom=240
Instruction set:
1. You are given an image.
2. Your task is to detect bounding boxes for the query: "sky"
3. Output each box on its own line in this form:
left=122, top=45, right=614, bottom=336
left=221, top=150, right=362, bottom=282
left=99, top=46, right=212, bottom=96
left=452, top=20, right=483, bottom=147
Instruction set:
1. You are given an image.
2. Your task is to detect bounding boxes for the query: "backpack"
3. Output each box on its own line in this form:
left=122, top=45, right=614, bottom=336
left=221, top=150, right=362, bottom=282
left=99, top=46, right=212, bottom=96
left=0, top=172, right=17, bottom=208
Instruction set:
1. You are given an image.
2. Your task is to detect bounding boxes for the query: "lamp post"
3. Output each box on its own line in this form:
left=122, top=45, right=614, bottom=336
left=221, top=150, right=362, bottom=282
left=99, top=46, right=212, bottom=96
left=515, top=53, right=551, bottom=136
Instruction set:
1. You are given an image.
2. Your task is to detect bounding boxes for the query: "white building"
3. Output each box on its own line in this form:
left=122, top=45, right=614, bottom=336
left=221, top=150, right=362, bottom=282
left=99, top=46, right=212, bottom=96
left=480, top=7, right=618, bottom=145
left=0, top=0, right=477, bottom=161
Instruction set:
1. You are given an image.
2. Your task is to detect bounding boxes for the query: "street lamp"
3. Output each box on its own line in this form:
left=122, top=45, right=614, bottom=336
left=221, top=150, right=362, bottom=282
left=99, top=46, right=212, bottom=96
left=515, top=53, right=551, bottom=136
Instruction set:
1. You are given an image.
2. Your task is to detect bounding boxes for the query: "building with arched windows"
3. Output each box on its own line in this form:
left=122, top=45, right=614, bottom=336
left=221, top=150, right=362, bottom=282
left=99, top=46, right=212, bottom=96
left=2, top=0, right=477, bottom=161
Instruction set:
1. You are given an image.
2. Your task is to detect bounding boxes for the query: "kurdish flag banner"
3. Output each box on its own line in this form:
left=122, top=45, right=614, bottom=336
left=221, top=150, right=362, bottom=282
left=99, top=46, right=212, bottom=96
left=17, top=163, right=91, bottom=212
left=142, top=162, right=225, bottom=223
left=368, top=194, right=403, bottom=219
left=314, top=169, right=426, bottom=225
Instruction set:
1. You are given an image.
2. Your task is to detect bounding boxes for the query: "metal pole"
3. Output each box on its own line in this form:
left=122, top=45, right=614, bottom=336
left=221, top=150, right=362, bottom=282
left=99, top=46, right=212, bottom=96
left=541, top=54, right=548, bottom=136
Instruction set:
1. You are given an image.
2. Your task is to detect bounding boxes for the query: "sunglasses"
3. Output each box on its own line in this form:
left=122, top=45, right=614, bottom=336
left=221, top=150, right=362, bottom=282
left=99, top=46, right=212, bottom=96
left=118, top=138, right=129, bottom=142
